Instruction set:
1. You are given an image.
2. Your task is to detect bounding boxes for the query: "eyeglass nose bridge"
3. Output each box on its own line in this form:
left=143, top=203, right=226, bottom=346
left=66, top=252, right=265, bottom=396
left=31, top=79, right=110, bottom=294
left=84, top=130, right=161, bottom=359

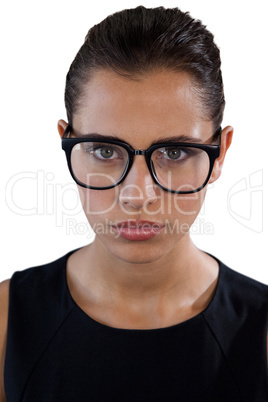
left=131, top=149, right=152, bottom=174
left=127, top=149, right=157, bottom=190
left=134, top=149, right=146, bottom=156
left=126, top=149, right=154, bottom=184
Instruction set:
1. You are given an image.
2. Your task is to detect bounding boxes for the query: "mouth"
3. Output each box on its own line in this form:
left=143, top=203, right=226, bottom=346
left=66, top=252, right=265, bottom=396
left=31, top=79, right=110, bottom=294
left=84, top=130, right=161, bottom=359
left=111, top=220, right=164, bottom=241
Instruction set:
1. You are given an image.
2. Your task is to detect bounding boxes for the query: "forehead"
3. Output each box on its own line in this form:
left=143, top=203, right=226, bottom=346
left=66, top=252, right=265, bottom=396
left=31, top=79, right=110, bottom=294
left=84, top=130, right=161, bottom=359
left=73, top=69, right=213, bottom=146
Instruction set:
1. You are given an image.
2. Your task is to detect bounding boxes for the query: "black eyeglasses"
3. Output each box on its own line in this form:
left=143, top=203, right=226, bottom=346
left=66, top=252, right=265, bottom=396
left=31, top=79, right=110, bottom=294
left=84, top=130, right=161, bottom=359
left=62, top=124, right=221, bottom=194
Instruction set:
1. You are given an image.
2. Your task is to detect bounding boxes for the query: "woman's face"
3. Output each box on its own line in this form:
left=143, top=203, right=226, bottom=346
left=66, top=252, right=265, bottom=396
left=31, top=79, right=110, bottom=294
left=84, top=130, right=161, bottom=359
left=59, top=70, right=228, bottom=264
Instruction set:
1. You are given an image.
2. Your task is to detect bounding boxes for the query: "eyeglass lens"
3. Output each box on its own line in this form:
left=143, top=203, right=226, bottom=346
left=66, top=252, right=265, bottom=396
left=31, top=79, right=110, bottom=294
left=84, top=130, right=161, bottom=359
left=70, top=141, right=210, bottom=192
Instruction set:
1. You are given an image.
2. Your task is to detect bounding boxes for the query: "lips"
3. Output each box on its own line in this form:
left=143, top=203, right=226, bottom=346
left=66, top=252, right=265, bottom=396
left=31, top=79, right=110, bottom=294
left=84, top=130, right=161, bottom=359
left=112, top=220, right=164, bottom=241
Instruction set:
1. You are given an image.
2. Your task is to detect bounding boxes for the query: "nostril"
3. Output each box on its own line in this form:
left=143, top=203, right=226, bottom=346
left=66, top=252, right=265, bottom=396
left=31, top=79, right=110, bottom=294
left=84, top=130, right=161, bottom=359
left=119, top=184, right=143, bottom=203
left=119, top=182, right=158, bottom=209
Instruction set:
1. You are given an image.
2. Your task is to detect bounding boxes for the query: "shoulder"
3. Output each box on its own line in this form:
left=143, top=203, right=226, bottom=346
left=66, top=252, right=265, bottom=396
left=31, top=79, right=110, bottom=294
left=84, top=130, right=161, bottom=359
left=202, top=260, right=268, bottom=386
left=0, top=279, right=10, bottom=318
left=8, top=251, right=77, bottom=318
left=4, top=250, right=78, bottom=399
left=221, top=263, right=268, bottom=309
left=5, top=250, right=79, bottom=337
left=9, top=249, right=78, bottom=299
left=204, top=257, right=268, bottom=331
left=0, top=280, right=10, bottom=349
left=0, top=279, right=10, bottom=402
left=11, top=252, right=69, bottom=286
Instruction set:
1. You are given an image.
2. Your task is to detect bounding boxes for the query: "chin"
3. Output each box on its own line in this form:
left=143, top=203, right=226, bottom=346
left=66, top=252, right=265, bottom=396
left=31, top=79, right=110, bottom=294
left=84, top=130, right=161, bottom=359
left=96, top=234, right=181, bottom=266
left=113, top=252, right=165, bottom=265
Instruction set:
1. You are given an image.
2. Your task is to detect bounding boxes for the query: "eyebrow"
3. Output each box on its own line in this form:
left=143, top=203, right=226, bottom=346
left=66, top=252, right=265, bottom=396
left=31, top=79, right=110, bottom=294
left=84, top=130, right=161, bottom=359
left=73, top=132, right=205, bottom=144
left=151, top=135, right=203, bottom=144
left=74, top=133, right=124, bottom=141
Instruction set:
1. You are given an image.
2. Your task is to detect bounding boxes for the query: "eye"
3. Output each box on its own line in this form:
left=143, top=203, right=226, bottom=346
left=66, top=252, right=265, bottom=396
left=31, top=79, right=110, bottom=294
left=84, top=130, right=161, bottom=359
left=81, top=143, right=124, bottom=161
left=94, top=145, right=116, bottom=159
left=157, top=147, right=188, bottom=161
left=165, top=148, right=184, bottom=160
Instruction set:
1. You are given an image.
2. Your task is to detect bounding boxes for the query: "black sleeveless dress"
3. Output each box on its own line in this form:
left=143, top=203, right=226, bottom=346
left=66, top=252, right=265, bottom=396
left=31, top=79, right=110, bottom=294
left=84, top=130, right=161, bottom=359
left=4, top=250, right=268, bottom=401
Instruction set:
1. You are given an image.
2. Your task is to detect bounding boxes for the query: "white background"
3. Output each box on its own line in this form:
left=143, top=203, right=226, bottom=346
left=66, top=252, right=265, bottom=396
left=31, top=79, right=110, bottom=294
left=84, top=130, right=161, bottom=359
left=1, top=0, right=267, bottom=282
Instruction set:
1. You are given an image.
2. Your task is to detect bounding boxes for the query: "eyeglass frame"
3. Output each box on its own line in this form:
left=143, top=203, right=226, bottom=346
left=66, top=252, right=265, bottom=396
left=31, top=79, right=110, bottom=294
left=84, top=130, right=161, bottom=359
left=61, top=124, right=222, bottom=194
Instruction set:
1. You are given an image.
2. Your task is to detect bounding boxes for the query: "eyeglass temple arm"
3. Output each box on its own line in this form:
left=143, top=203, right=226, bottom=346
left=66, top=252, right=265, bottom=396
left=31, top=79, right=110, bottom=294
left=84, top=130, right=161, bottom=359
left=62, top=124, right=72, bottom=139
left=212, top=127, right=222, bottom=145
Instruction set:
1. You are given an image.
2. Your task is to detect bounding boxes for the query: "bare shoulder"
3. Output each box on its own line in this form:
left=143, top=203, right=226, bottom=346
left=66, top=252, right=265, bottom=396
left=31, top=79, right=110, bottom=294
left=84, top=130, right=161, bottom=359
left=0, top=278, right=10, bottom=298
left=0, top=279, right=10, bottom=402
left=0, top=279, right=10, bottom=341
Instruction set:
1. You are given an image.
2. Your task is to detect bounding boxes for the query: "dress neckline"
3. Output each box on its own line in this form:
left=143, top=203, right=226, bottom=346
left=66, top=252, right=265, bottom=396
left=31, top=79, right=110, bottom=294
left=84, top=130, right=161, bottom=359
left=63, top=248, right=223, bottom=333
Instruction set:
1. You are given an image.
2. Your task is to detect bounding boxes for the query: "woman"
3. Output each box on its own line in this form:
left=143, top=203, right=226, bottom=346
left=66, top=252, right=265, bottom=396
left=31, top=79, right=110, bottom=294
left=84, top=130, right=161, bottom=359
left=1, top=6, right=267, bottom=401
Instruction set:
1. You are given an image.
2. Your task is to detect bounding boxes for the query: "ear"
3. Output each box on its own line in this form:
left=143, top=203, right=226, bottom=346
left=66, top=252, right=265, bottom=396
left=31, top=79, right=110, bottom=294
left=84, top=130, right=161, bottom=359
left=58, top=119, right=68, bottom=139
left=209, top=125, right=233, bottom=184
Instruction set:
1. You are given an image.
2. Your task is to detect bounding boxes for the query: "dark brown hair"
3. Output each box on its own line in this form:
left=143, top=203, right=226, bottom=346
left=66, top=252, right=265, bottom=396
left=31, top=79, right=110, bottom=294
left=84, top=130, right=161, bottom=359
left=65, top=6, right=225, bottom=131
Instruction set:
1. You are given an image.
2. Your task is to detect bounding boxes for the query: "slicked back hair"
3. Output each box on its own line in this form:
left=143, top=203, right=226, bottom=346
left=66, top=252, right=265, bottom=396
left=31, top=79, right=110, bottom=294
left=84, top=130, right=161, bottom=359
left=65, top=6, right=225, bottom=131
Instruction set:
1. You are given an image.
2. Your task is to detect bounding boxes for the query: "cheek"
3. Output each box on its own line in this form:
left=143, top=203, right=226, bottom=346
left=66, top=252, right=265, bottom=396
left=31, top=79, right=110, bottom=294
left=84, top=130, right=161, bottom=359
left=171, top=191, right=205, bottom=217
left=77, top=186, right=119, bottom=218
left=162, top=190, right=206, bottom=235
left=161, top=191, right=206, bottom=241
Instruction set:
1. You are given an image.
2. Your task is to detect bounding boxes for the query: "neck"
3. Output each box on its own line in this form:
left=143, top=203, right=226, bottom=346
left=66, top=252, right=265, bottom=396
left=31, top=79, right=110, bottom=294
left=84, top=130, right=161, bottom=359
left=79, top=235, right=213, bottom=300
left=67, top=235, right=219, bottom=329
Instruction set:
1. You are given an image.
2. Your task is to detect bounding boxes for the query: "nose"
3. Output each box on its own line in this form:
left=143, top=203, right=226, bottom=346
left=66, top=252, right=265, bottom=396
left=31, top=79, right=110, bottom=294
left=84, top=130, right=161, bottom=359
left=118, top=155, right=158, bottom=210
